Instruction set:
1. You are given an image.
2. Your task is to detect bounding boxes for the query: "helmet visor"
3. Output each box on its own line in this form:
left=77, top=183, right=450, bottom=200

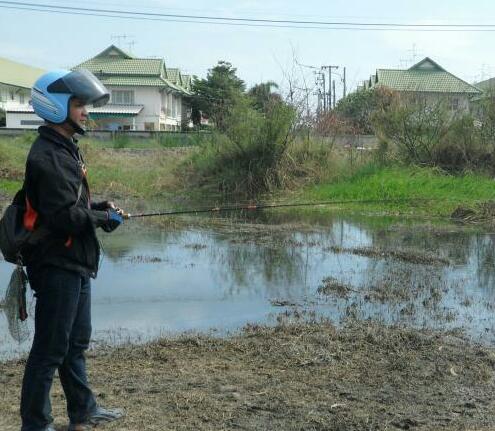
left=48, top=69, right=110, bottom=107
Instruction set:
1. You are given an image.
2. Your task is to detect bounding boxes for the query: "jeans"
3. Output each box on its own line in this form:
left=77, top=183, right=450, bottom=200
left=20, top=265, right=97, bottom=431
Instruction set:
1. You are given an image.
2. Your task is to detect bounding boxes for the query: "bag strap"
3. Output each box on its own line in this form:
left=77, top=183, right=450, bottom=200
left=75, top=181, right=83, bottom=206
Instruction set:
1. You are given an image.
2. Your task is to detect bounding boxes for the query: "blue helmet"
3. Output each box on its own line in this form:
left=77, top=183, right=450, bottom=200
left=31, top=68, right=109, bottom=127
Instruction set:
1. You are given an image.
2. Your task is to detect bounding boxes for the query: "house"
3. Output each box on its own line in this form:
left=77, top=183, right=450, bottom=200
left=73, top=45, right=192, bottom=131
left=361, top=57, right=481, bottom=112
left=0, top=57, right=45, bottom=128
left=4, top=45, right=194, bottom=131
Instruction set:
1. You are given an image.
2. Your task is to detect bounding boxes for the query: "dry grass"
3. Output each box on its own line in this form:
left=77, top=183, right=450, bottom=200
left=2, top=319, right=495, bottom=430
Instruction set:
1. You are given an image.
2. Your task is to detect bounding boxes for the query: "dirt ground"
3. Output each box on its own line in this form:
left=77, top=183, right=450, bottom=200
left=2, top=318, right=495, bottom=431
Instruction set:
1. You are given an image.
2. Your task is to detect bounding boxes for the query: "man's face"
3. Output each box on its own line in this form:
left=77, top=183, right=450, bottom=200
left=69, top=98, right=88, bottom=127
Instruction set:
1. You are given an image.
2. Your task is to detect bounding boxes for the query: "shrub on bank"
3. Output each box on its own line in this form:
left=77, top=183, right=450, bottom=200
left=372, top=97, right=495, bottom=174
left=183, top=98, right=299, bottom=195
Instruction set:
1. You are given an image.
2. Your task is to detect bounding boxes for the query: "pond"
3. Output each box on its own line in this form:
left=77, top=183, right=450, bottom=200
left=1, top=210, right=495, bottom=360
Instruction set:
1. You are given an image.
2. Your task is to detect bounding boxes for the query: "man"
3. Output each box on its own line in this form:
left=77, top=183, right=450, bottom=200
left=20, top=69, right=124, bottom=431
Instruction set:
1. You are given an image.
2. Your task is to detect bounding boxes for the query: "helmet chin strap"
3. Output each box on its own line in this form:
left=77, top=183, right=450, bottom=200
left=67, top=117, right=85, bottom=135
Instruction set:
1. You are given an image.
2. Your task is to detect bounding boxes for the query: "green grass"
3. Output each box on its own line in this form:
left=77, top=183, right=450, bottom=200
left=0, top=135, right=189, bottom=199
left=299, top=164, right=495, bottom=217
left=89, top=132, right=209, bottom=150
left=0, top=179, right=22, bottom=196
left=2, top=133, right=495, bottom=220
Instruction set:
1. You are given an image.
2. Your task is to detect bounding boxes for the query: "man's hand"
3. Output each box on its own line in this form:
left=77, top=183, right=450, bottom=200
left=107, top=202, right=129, bottom=219
left=102, top=209, right=123, bottom=232
left=93, top=201, right=129, bottom=218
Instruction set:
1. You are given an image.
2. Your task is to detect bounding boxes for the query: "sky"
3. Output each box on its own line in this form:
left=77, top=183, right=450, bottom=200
left=1, top=0, right=495, bottom=104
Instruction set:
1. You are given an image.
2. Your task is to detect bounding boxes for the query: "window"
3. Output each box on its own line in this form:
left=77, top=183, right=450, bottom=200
left=144, top=122, right=155, bottom=131
left=19, top=93, right=25, bottom=104
left=450, top=98, right=459, bottom=111
left=112, top=90, right=134, bottom=105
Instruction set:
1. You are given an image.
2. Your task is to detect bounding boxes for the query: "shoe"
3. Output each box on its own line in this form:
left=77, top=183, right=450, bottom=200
left=68, top=406, right=124, bottom=430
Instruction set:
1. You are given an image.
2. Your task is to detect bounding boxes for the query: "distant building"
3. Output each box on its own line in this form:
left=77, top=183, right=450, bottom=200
left=360, top=57, right=481, bottom=112
left=4, top=45, right=195, bottom=131
left=73, top=45, right=193, bottom=131
left=0, top=57, right=45, bottom=128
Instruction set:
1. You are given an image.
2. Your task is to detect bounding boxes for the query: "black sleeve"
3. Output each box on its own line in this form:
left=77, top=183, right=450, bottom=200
left=91, top=201, right=110, bottom=211
left=27, top=151, right=108, bottom=236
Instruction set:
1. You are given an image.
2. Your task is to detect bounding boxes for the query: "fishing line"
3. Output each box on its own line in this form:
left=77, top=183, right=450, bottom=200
left=124, top=197, right=435, bottom=219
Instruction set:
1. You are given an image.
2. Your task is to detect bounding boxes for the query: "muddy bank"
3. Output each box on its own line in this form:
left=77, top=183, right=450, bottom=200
left=2, top=319, right=495, bottom=431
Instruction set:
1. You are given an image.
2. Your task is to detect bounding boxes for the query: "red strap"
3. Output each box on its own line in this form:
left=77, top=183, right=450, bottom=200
left=23, top=197, right=38, bottom=231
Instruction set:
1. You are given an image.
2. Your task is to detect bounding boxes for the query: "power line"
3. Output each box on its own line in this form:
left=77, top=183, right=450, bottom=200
left=3, top=1, right=495, bottom=31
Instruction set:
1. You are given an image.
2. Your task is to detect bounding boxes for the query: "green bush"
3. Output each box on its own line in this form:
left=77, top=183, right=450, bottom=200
left=183, top=98, right=297, bottom=195
left=372, top=99, right=449, bottom=166
left=372, top=97, right=495, bottom=173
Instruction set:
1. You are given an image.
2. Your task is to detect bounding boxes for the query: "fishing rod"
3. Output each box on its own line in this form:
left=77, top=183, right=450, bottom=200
left=122, top=197, right=434, bottom=219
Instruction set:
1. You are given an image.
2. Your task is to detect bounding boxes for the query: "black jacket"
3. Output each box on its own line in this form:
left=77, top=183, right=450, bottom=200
left=24, top=126, right=108, bottom=278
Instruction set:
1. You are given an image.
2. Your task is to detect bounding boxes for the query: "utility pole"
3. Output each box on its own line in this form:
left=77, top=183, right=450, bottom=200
left=314, top=71, right=325, bottom=116
left=332, top=80, right=336, bottom=109
left=321, top=65, right=339, bottom=110
left=321, top=72, right=326, bottom=112
left=343, top=67, right=347, bottom=99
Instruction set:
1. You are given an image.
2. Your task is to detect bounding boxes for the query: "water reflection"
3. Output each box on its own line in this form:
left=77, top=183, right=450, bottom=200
left=1, top=211, right=495, bottom=360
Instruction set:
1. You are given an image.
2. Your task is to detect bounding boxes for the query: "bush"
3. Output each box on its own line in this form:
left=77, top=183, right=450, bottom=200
left=333, top=87, right=395, bottom=134
left=183, top=98, right=297, bottom=196
left=433, top=115, right=490, bottom=172
left=372, top=99, right=450, bottom=166
left=371, top=97, right=495, bottom=173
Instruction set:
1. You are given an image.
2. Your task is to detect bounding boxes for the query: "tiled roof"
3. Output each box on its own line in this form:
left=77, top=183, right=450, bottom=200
left=374, top=57, right=481, bottom=94
left=0, top=57, right=45, bottom=89
left=181, top=74, right=193, bottom=91
left=167, top=68, right=180, bottom=85
left=74, top=58, right=164, bottom=76
left=99, top=76, right=169, bottom=87
left=73, top=45, right=192, bottom=94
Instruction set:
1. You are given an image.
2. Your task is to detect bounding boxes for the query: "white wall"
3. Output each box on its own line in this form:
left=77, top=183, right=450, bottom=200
left=107, top=86, right=188, bottom=131
left=0, top=84, right=31, bottom=110
left=6, top=111, right=43, bottom=128
left=108, top=86, right=161, bottom=130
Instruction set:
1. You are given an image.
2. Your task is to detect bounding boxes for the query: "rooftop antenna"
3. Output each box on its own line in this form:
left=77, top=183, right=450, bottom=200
left=408, top=43, right=420, bottom=63
left=111, top=34, right=135, bottom=49
left=127, top=40, right=136, bottom=53
left=399, top=58, right=409, bottom=69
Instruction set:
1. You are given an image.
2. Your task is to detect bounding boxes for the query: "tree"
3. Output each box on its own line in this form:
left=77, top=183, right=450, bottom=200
left=334, top=87, right=394, bottom=134
left=248, top=81, right=282, bottom=113
left=190, top=61, right=245, bottom=131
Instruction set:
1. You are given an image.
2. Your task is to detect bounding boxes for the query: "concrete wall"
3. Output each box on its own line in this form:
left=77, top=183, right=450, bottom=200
left=5, top=111, right=43, bottom=129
